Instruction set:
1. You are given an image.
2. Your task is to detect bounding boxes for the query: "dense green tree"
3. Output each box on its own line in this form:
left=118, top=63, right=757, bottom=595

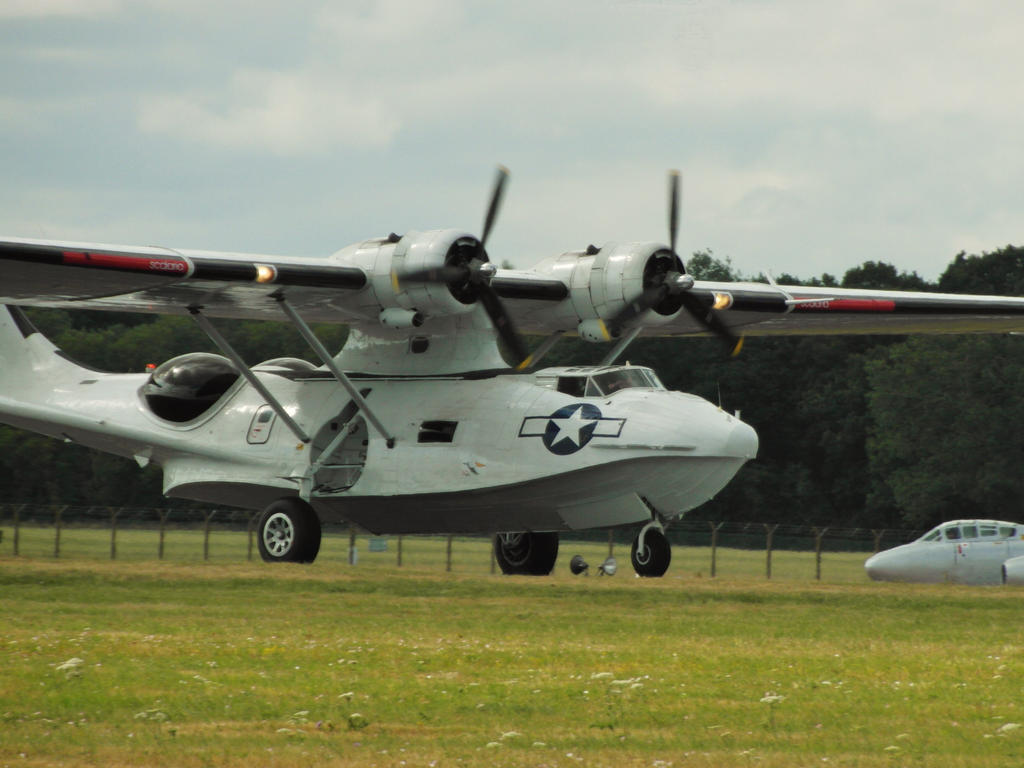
left=866, top=335, right=1024, bottom=528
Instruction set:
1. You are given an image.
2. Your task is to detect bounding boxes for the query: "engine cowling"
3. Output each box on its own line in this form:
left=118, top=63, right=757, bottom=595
left=330, top=229, right=494, bottom=325
left=530, top=242, right=686, bottom=338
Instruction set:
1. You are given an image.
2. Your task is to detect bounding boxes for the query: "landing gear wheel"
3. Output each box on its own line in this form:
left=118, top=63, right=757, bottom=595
left=257, top=498, right=322, bottom=564
left=494, top=532, right=559, bottom=575
left=631, top=527, right=671, bottom=577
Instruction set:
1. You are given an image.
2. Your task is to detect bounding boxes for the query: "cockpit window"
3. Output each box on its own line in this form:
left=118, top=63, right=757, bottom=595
left=1000, top=526, right=1017, bottom=538
left=921, top=529, right=941, bottom=542
left=557, top=377, right=586, bottom=397
left=591, top=368, right=660, bottom=396
left=944, top=526, right=961, bottom=540
left=962, top=525, right=978, bottom=539
left=980, top=524, right=998, bottom=537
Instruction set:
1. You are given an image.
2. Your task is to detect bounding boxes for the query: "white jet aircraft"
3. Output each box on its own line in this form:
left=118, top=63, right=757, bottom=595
left=2, top=169, right=1024, bottom=577
left=865, top=520, right=1024, bottom=585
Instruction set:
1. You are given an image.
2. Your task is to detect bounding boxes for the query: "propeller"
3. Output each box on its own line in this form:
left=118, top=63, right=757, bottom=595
left=397, top=167, right=529, bottom=366
left=607, top=171, right=743, bottom=357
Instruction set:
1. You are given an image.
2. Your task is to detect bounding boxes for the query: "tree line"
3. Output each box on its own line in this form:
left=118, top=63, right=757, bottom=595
left=1, top=246, right=1021, bottom=531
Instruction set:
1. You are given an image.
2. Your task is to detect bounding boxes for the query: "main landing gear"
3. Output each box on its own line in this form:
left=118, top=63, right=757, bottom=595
left=631, top=521, right=672, bottom=577
left=494, top=532, right=560, bottom=575
left=257, top=497, right=322, bottom=563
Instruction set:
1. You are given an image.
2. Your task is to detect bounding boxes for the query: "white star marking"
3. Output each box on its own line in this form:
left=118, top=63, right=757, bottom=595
left=548, top=406, right=597, bottom=448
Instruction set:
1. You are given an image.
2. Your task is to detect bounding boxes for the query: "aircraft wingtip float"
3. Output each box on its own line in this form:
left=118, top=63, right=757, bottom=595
left=2, top=168, right=1023, bottom=577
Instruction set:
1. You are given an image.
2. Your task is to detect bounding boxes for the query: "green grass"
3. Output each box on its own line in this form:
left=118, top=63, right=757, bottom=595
left=2, top=540, right=1024, bottom=766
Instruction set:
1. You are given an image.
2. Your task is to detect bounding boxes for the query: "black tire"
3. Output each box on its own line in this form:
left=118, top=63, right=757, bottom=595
left=256, top=498, right=322, bottom=564
left=631, top=528, right=671, bottom=577
left=494, top=532, right=559, bottom=575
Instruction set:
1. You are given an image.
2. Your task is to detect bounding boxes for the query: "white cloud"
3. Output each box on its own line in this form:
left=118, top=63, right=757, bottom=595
left=137, top=68, right=400, bottom=154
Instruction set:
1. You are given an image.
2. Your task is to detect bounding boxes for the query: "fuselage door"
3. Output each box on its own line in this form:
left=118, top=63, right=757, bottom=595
left=247, top=405, right=277, bottom=444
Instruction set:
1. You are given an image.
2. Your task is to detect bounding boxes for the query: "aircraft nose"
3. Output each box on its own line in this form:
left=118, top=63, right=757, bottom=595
left=864, top=550, right=899, bottom=581
left=725, top=419, right=758, bottom=459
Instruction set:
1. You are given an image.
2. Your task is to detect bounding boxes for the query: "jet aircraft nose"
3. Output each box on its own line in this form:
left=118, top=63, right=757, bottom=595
left=864, top=547, right=909, bottom=581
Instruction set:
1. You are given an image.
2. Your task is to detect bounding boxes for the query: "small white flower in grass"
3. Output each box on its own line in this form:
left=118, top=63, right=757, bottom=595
left=485, top=742, right=501, bottom=749
left=759, top=693, right=785, bottom=705
left=347, top=713, right=369, bottom=730
left=884, top=745, right=900, bottom=752
left=997, top=723, right=1021, bottom=734
left=55, top=658, right=84, bottom=678
left=591, top=672, right=613, bottom=680
left=500, top=731, right=522, bottom=741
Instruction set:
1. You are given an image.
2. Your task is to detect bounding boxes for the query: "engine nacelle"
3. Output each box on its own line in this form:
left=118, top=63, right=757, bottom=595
left=532, top=242, right=686, bottom=338
left=1002, top=555, right=1024, bottom=585
left=329, top=229, right=491, bottom=324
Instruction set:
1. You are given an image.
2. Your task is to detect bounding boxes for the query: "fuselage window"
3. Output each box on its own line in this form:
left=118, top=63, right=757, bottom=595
left=979, top=525, right=998, bottom=537
left=418, top=420, right=458, bottom=443
left=1000, top=526, right=1017, bottom=538
left=944, top=526, right=961, bottom=540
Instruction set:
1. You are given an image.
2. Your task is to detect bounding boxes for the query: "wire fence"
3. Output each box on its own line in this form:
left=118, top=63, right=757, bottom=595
left=0, top=503, right=924, bottom=581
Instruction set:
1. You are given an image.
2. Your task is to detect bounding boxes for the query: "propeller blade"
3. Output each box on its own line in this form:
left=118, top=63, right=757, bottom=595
left=668, top=170, right=680, bottom=257
left=678, top=291, right=743, bottom=357
left=607, top=283, right=669, bottom=335
left=397, top=264, right=468, bottom=285
left=477, top=280, right=528, bottom=366
left=480, top=165, right=509, bottom=252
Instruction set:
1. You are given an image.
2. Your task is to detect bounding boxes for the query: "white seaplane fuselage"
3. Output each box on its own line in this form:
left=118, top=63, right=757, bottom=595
left=1, top=316, right=757, bottom=534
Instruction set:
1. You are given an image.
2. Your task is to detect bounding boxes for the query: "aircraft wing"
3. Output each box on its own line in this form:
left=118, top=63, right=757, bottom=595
left=3, top=234, right=1024, bottom=339
left=0, top=236, right=369, bottom=322
left=648, top=280, right=1024, bottom=338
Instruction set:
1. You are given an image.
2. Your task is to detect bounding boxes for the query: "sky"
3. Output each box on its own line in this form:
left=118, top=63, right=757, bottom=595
left=1, top=0, right=1022, bottom=283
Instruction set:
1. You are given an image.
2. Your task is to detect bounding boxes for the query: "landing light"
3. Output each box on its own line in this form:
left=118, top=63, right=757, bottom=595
left=712, top=292, right=733, bottom=310
left=255, top=264, right=277, bottom=284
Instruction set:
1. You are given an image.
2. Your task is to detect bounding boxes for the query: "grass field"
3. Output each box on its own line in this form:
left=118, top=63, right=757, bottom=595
left=2, top=533, right=1024, bottom=767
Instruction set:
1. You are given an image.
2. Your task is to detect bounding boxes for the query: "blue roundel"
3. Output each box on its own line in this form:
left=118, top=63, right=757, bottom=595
left=542, top=403, right=604, bottom=455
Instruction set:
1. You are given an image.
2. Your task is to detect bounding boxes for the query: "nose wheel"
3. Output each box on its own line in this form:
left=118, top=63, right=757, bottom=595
left=631, top=523, right=671, bottom=577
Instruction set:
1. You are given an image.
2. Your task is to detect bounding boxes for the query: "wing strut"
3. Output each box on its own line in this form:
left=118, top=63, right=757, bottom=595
left=274, top=295, right=396, bottom=449
left=600, top=326, right=643, bottom=366
left=188, top=307, right=311, bottom=444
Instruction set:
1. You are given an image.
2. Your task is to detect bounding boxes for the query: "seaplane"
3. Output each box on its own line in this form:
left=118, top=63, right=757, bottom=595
left=2, top=169, right=1024, bottom=577
left=865, top=520, right=1024, bottom=585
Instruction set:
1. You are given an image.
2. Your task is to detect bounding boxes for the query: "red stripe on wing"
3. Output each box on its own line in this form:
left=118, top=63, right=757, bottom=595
left=62, top=250, right=190, bottom=275
left=792, top=298, right=896, bottom=312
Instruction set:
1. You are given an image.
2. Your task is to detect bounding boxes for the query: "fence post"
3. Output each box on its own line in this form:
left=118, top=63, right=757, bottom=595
left=813, top=527, right=829, bottom=581
left=156, top=510, right=168, bottom=559
left=764, top=524, right=778, bottom=580
left=54, top=505, right=66, bottom=559
left=446, top=535, right=453, bottom=572
left=608, top=529, right=615, bottom=560
left=397, top=535, right=403, bottom=567
left=348, top=527, right=357, bottom=565
left=13, top=504, right=22, bottom=556
left=203, top=510, right=216, bottom=561
left=872, top=529, right=885, bottom=554
left=709, top=521, right=724, bottom=578
left=109, top=508, right=120, bottom=560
